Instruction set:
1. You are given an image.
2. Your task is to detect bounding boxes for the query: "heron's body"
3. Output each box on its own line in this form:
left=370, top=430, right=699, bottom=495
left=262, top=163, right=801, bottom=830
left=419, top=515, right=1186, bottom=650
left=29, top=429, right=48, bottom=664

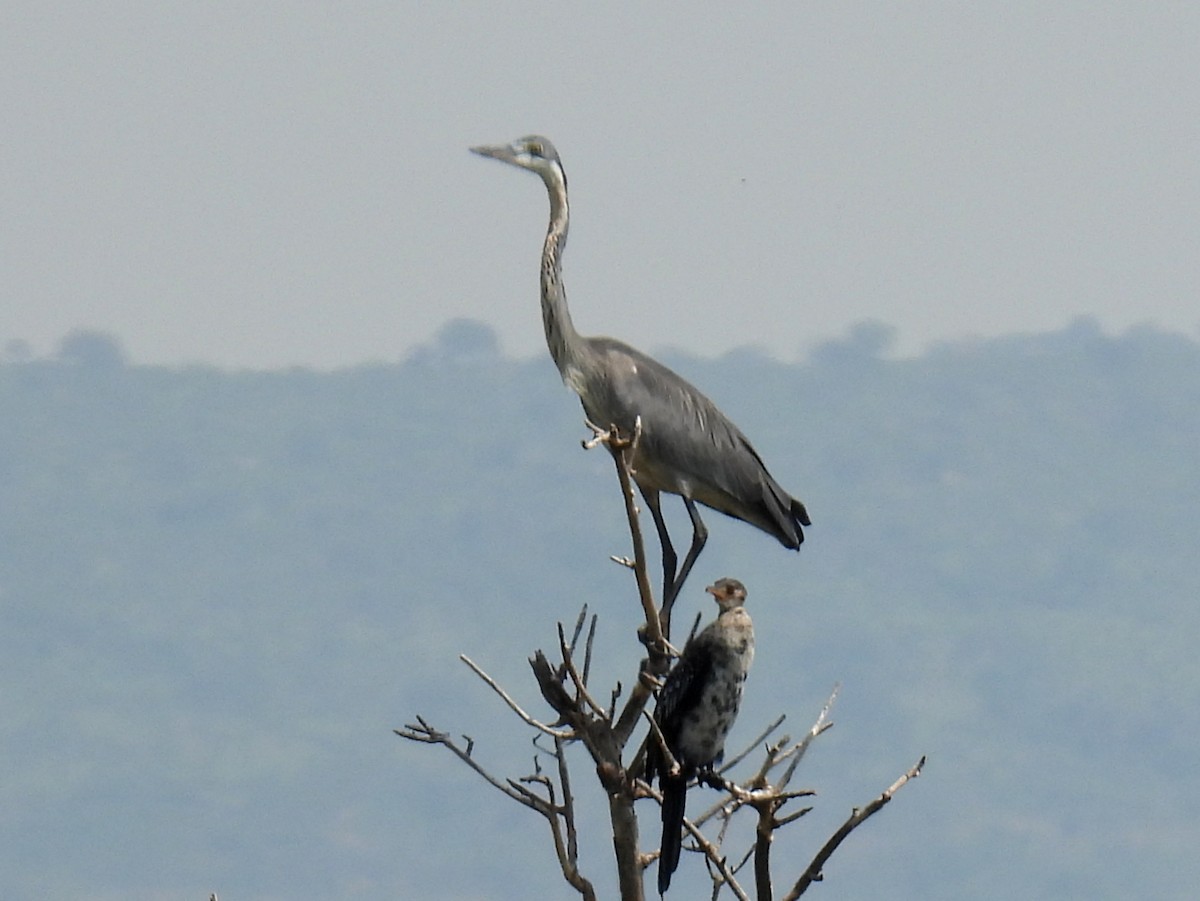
left=649, top=578, right=755, bottom=894
left=573, top=337, right=805, bottom=547
left=471, top=135, right=809, bottom=604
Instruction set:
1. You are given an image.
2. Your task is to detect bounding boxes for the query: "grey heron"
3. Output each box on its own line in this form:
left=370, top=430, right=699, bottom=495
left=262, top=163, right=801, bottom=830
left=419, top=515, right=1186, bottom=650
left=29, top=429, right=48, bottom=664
left=470, top=136, right=810, bottom=608
left=648, top=577, right=754, bottom=893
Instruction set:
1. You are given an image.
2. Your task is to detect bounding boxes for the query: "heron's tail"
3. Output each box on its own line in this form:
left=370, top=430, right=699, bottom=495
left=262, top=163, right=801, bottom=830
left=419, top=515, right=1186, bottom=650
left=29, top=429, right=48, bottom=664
left=756, top=481, right=811, bottom=549
left=658, top=774, right=687, bottom=894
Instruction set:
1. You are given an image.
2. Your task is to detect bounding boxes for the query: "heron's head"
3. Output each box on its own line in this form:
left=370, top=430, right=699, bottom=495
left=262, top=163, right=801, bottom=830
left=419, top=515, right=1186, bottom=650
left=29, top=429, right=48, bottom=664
left=470, top=135, right=563, bottom=181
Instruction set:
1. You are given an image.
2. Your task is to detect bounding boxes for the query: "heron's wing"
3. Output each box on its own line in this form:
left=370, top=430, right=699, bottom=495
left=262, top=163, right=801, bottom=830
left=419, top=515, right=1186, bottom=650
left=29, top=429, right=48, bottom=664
left=585, top=339, right=761, bottom=467
left=584, top=338, right=807, bottom=542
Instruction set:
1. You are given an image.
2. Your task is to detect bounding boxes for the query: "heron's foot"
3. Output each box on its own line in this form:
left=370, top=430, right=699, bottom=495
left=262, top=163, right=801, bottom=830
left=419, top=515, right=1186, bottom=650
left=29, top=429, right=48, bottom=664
left=581, top=419, right=613, bottom=449
left=583, top=418, right=641, bottom=451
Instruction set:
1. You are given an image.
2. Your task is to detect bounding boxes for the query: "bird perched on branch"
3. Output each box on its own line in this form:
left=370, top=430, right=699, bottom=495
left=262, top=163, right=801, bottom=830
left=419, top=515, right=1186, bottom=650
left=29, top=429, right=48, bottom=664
left=648, top=577, right=755, bottom=894
left=470, top=136, right=810, bottom=607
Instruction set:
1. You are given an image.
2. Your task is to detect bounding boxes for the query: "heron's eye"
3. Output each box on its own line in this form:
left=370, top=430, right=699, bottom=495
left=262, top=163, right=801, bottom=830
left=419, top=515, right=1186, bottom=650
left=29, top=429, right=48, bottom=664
left=527, top=142, right=543, bottom=157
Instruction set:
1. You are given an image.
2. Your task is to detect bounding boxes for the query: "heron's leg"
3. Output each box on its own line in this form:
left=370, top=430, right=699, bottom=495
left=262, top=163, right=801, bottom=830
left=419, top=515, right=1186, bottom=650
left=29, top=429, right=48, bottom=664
left=640, top=486, right=678, bottom=607
left=667, top=498, right=708, bottom=609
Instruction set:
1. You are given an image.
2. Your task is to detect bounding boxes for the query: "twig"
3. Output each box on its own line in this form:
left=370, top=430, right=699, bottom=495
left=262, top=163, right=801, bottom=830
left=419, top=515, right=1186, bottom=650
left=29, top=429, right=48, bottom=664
left=702, top=814, right=735, bottom=900
left=773, top=804, right=815, bottom=829
left=684, top=814, right=750, bottom=901
left=542, top=740, right=598, bottom=900
left=558, top=624, right=610, bottom=722
left=719, top=713, right=787, bottom=776
left=460, top=654, right=574, bottom=739
left=689, top=690, right=842, bottom=892
left=640, top=708, right=680, bottom=777
left=556, top=737, right=580, bottom=865
left=640, top=781, right=749, bottom=901
left=775, top=685, right=839, bottom=791
left=694, top=731, right=793, bottom=829
left=565, top=605, right=589, bottom=659
left=581, top=613, right=598, bottom=685
left=396, top=717, right=552, bottom=814
left=783, top=756, right=926, bottom=900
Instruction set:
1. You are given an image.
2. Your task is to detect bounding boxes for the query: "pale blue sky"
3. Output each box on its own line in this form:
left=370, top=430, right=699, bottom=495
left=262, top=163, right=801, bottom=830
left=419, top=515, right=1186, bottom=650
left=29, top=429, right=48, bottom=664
left=4, top=2, right=1197, bottom=368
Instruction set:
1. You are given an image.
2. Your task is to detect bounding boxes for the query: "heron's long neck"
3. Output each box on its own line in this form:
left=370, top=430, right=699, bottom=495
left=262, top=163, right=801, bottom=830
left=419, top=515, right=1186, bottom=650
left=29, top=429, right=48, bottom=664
left=540, top=166, right=590, bottom=384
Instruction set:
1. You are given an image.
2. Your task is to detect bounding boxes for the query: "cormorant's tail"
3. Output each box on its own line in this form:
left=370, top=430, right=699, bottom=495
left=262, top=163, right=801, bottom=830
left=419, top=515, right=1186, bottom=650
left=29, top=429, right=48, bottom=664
left=659, top=774, right=687, bottom=894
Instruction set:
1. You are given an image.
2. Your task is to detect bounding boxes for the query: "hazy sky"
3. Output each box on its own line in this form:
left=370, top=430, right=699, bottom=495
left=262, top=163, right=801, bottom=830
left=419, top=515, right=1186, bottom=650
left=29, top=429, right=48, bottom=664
left=5, top=3, right=1198, bottom=369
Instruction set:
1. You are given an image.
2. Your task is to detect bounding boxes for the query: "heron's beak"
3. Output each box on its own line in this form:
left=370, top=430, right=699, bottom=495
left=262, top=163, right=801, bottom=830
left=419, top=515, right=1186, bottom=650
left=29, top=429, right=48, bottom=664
left=469, top=143, right=513, bottom=162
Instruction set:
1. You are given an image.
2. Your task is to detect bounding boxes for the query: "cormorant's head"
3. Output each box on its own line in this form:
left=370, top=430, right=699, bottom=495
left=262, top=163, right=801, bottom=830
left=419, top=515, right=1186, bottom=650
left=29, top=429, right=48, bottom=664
left=706, top=578, right=747, bottom=612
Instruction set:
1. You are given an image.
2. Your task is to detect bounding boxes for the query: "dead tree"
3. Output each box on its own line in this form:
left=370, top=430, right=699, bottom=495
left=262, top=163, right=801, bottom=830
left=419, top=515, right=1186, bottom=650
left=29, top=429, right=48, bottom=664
left=397, top=423, right=924, bottom=899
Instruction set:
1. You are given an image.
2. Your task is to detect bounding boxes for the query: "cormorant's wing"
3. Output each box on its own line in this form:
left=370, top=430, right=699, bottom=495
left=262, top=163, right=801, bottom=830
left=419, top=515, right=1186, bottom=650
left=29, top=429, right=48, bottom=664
left=650, top=636, right=714, bottom=773
left=652, top=631, right=715, bottom=895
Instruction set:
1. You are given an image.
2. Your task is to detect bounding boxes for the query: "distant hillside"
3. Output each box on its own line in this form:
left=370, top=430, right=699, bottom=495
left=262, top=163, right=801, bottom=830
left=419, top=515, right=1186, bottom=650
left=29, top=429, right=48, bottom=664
left=1, top=319, right=1197, bottom=900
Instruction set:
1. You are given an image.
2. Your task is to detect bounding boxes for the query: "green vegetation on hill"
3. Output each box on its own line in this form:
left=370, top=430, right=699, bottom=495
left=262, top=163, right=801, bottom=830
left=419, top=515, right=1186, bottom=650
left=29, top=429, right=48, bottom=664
left=1, top=319, right=1197, bottom=899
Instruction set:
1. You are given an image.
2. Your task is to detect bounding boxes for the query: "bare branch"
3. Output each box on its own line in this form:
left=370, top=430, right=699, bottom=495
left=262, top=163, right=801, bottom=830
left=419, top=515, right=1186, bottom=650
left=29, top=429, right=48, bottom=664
left=608, top=682, right=622, bottom=723
left=530, top=650, right=577, bottom=719
left=565, top=605, right=590, bottom=659
left=640, top=708, right=680, bottom=777
left=719, top=713, right=787, bottom=776
left=556, top=738, right=580, bottom=865
left=699, top=810, right=754, bottom=895
left=783, top=756, right=926, bottom=900
left=753, top=803, right=774, bottom=901
left=597, top=418, right=660, bottom=643
left=608, top=787, right=645, bottom=901
left=557, top=624, right=610, bottom=722
left=581, top=613, right=599, bottom=685
left=684, top=689, right=843, bottom=899
left=773, top=805, right=815, bottom=829
left=693, top=735, right=791, bottom=829
left=524, top=758, right=599, bottom=901
left=396, top=717, right=552, bottom=814
left=582, top=417, right=672, bottom=751
left=683, top=814, right=749, bottom=901
left=775, top=685, right=839, bottom=791
left=640, top=781, right=749, bottom=901
left=460, top=654, right=574, bottom=739
left=730, top=843, right=755, bottom=877
left=612, top=630, right=668, bottom=747
left=507, top=775, right=553, bottom=808
left=724, top=783, right=816, bottom=807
